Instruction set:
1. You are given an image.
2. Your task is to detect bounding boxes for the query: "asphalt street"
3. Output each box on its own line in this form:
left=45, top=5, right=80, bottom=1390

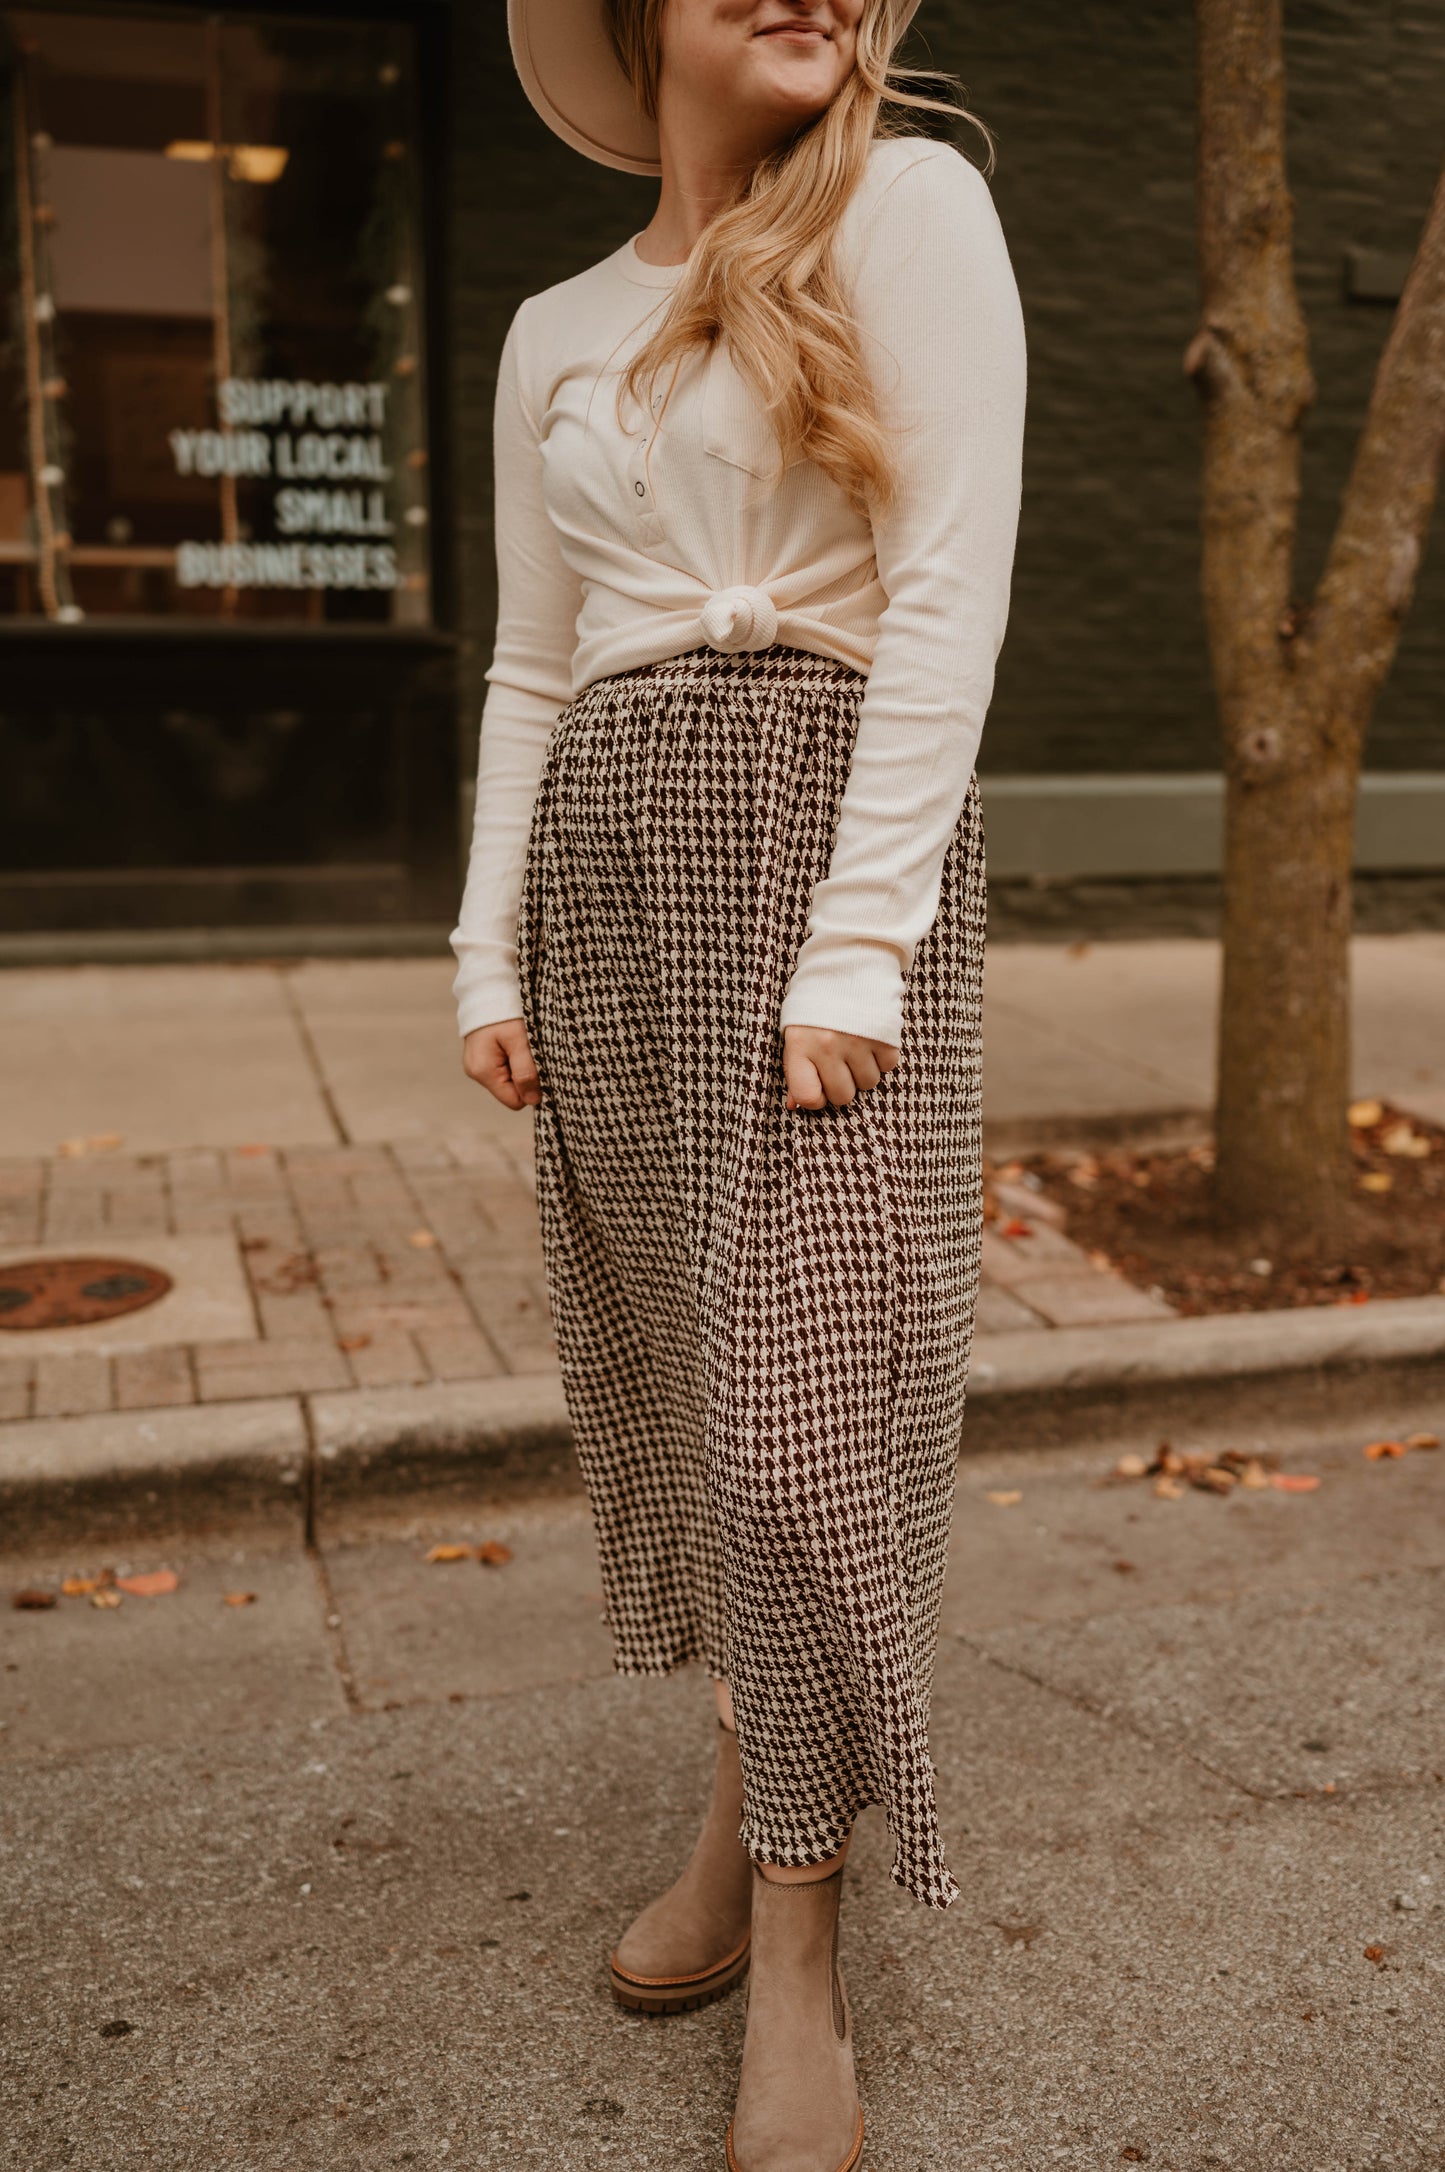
left=3, top=1386, right=1442, bottom=2171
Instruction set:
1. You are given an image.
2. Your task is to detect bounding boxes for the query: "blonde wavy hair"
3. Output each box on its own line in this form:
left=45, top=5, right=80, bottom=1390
left=606, top=0, right=993, bottom=514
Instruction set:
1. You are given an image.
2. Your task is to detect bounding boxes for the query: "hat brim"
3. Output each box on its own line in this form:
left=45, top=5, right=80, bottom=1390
left=507, top=0, right=924, bottom=177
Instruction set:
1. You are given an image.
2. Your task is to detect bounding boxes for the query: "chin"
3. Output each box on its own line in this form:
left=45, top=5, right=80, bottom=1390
left=748, top=58, right=844, bottom=125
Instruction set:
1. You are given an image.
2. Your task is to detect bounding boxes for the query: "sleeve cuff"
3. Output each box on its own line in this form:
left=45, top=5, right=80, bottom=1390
left=452, top=955, right=525, bottom=1039
left=778, top=947, right=906, bottom=1049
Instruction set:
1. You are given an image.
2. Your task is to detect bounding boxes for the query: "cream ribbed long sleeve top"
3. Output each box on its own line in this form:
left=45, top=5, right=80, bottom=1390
left=450, top=137, right=1027, bottom=1048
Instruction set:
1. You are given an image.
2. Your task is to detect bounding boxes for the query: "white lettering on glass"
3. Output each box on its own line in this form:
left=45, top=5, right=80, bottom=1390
left=176, top=541, right=399, bottom=590
left=169, top=429, right=272, bottom=478
left=217, top=378, right=388, bottom=429
left=170, top=378, right=409, bottom=590
left=274, top=487, right=393, bottom=536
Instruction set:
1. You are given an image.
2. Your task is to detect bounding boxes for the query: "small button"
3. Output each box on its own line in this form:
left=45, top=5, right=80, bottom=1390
left=634, top=480, right=646, bottom=498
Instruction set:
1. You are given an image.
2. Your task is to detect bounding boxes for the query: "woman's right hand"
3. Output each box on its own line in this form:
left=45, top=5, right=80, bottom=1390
left=462, top=1018, right=541, bottom=1110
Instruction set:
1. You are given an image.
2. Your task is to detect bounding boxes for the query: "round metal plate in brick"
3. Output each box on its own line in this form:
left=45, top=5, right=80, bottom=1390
left=0, top=1257, right=174, bottom=1331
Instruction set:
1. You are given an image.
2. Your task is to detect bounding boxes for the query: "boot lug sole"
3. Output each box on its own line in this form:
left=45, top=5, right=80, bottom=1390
left=609, top=1939, right=751, bottom=2015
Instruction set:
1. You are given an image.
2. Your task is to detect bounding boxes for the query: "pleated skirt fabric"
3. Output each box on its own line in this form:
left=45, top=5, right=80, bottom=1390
left=517, top=645, right=985, bottom=1908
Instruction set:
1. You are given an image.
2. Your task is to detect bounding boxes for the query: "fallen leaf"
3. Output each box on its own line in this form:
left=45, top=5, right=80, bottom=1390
left=1381, top=1121, right=1430, bottom=1159
left=1363, top=1439, right=1409, bottom=1460
left=998, top=1218, right=1032, bottom=1240
left=337, top=1333, right=371, bottom=1353
left=1358, top=1172, right=1393, bottom=1194
left=1406, top=1432, right=1440, bottom=1452
left=57, top=1136, right=89, bottom=1157
left=91, top=1590, right=123, bottom=1608
left=223, top=1591, right=257, bottom=1607
left=407, top=1229, right=438, bottom=1249
left=1152, top=1476, right=1185, bottom=1499
left=12, top=1588, right=57, bottom=1610
left=1336, top=1290, right=1372, bottom=1306
left=1194, top=1466, right=1236, bottom=1493
left=476, top=1541, right=513, bottom=1566
left=1087, top=1248, right=1114, bottom=1270
left=1347, top=1099, right=1384, bottom=1128
left=425, top=1544, right=472, bottom=1563
left=984, top=1489, right=1022, bottom=1507
left=1113, top=1453, right=1149, bottom=1480
left=87, top=1132, right=123, bottom=1152
left=1112, top=1559, right=1136, bottom=1574
left=1271, top=1472, right=1321, bottom=1493
left=1363, top=1943, right=1391, bottom=1968
left=1239, top=1460, right=1271, bottom=1489
left=61, top=1574, right=100, bottom=1596
left=235, top=1143, right=272, bottom=1157
left=991, top=1917, right=1045, bottom=1945
left=116, top=1569, right=179, bottom=1597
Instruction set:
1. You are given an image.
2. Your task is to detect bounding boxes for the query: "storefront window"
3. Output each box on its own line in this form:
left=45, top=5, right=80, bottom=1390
left=0, top=6, right=430, bottom=624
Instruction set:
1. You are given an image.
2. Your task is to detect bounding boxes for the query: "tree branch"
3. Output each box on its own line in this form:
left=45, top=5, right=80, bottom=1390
left=1189, top=0, right=1315, bottom=737
left=1304, top=161, right=1445, bottom=738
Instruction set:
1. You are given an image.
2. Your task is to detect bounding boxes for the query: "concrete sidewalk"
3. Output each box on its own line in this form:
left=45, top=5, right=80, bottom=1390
left=2, top=933, right=1443, bottom=1162
left=2, top=936, right=1443, bottom=1521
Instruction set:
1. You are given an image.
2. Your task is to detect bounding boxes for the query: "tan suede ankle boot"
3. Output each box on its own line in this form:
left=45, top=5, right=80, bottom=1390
left=610, top=1722, right=753, bottom=2014
left=725, top=1862, right=863, bottom=2172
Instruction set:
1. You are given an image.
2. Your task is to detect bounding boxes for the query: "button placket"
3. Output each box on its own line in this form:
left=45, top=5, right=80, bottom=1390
left=627, top=390, right=667, bottom=547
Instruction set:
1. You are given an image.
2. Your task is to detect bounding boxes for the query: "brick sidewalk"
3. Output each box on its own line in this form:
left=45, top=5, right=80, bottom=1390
left=0, top=1140, right=1170, bottom=1427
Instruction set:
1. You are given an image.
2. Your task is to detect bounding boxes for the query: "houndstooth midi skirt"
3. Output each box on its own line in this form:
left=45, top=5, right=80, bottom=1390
left=517, top=646, right=985, bottom=1909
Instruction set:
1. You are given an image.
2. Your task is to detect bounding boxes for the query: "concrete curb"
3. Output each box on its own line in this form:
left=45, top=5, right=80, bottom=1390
left=966, top=1293, right=1445, bottom=1398
left=310, top=1374, right=573, bottom=1502
left=3, top=1299, right=1444, bottom=1541
left=0, top=1398, right=308, bottom=1543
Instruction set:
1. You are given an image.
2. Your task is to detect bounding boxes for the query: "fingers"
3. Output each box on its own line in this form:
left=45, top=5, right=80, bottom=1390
left=462, top=1019, right=541, bottom=1111
left=505, top=1025, right=542, bottom=1108
left=783, top=1029, right=901, bottom=1110
left=785, top=1047, right=826, bottom=1113
left=815, top=1052, right=861, bottom=1107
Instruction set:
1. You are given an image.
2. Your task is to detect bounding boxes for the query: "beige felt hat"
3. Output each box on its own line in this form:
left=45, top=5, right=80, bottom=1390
left=507, top=0, right=924, bottom=176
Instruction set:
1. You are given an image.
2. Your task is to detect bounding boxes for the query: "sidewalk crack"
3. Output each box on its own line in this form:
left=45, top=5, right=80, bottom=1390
left=278, top=968, right=350, bottom=1146
left=951, top=1628, right=1274, bottom=1801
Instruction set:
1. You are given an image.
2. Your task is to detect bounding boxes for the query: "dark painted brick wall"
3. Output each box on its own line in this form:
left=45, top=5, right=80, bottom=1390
left=445, top=0, right=1444, bottom=783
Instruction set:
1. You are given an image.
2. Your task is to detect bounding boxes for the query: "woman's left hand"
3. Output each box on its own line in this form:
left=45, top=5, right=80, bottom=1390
left=783, top=1024, right=899, bottom=1111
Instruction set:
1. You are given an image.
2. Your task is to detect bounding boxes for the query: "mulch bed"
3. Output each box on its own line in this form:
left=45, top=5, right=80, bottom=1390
left=993, top=1100, right=1445, bottom=1318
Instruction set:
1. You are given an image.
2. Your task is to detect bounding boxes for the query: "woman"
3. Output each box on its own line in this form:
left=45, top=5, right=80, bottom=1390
left=451, top=1, right=1026, bottom=2163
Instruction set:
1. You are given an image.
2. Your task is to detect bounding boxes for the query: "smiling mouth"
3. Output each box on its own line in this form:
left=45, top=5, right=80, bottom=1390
left=756, top=22, right=830, bottom=36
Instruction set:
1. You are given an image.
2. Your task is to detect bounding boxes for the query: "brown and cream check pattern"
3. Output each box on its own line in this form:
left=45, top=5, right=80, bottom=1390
left=517, top=646, right=985, bottom=1909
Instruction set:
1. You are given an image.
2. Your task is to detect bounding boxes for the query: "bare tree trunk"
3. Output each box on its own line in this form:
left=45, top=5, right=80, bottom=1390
left=1189, top=0, right=1445, bottom=1246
